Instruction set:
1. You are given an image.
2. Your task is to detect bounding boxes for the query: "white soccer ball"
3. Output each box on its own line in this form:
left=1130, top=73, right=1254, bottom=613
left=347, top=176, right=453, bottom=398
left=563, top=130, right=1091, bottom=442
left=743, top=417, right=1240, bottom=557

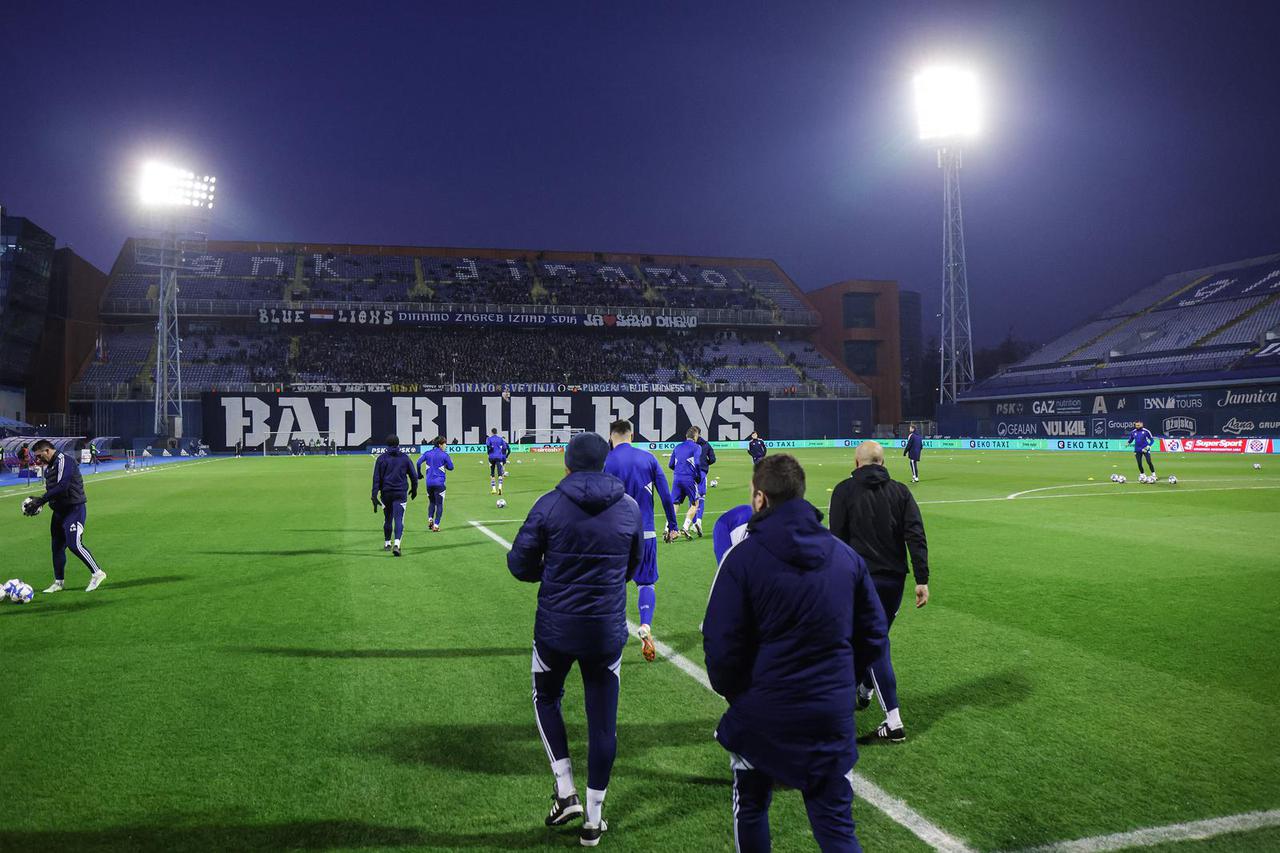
left=1253, top=463, right=1262, bottom=470
left=1117, top=475, right=1127, bottom=483
left=21, top=497, right=42, bottom=516
left=709, top=478, right=719, bottom=488
left=1167, top=475, right=1177, bottom=484
left=12, top=583, right=34, bottom=604
left=496, top=498, right=507, bottom=509
left=2, top=579, right=21, bottom=601
left=1110, top=474, right=1119, bottom=482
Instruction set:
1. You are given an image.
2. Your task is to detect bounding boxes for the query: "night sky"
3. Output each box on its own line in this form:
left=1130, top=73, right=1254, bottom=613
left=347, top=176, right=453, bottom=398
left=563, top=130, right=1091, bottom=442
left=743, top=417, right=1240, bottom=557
left=4, top=1, right=1277, bottom=346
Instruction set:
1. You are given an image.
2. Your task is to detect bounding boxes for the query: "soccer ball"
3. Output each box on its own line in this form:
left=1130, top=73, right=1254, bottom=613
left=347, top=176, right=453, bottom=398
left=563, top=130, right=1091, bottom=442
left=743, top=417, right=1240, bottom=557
left=1253, top=463, right=1262, bottom=470
left=11, top=583, right=34, bottom=604
left=496, top=498, right=507, bottom=509
left=1116, top=475, right=1127, bottom=483
left=709, top=478, right=719, bottom=488
left=1167, top=475, right=1177, bottom=484
left=21, top=497, right=41, bottom=516
left=1109, top=474, right=1119, bottom=482
left=2, top=579, right=21, bottom=600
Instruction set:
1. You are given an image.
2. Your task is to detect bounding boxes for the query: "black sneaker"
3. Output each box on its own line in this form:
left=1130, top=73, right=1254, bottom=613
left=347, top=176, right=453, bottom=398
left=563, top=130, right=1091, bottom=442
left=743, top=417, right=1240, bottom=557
left=383, top=543, right=391, bottom=552
left=580, top=820, right=607, bottom=847
left=546, top=792, right=583, bottom=827
left=858, top=722, right=905, bottom=744
left=393, top=544, right=401, bottom=557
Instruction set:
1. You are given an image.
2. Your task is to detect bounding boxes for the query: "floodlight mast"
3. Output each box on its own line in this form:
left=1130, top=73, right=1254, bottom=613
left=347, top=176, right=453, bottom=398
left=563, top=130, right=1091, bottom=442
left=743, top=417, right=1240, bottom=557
left=915, top=67, right=979, bottom=406
left=135, top=163, right=216, bottom=438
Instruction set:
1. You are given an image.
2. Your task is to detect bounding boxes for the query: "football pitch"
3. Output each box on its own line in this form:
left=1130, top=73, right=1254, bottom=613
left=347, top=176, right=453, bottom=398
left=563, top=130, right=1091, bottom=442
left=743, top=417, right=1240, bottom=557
left=2, top=448, right=1278, bottom=852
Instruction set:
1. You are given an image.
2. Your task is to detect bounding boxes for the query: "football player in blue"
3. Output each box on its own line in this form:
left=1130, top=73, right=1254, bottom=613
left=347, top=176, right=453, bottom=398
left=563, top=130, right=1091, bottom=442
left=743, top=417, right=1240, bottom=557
left=691, top=426, right=717, bottom=537
left=668, top=427, right=703, bottom=539
left=25, top=439, right=108, bottom=593
left=486, top=428, right=510, bottom=495
left=372, top=435, right=418, bottom=556
left=605, top=419, right=679, bottom=662
left=903, top=424, right=923, bottom=483
left=416, top=435, right=454, bottom=533
left=1126, top=420, right=1156, bottom=477
left=747, top=431, right=767, bottom=466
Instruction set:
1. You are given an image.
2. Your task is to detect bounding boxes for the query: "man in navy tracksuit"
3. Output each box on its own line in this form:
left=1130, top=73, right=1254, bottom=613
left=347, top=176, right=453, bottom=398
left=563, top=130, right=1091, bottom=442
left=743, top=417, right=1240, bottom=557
left=692, top=427, right=717, bottom=535
left=509, top=432, right=643, bottom=847
left=903, top=425, right=923, bottom=483
left=486, top=428, right=510, bottom=495
left=26, top=439, right=108, bottom=593
left=703, top=454, right=889, bottom=852
left=748, top=431, right=767, bottom=466
left=371, top=435, right=417, bottom=556
left=1127, top=421, right=1156, bottom=476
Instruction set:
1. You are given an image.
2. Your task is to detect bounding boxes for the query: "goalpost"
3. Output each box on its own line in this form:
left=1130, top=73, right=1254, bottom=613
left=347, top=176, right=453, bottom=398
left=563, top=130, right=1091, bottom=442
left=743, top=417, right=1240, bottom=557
left=252, top=431, right=342, bottom=456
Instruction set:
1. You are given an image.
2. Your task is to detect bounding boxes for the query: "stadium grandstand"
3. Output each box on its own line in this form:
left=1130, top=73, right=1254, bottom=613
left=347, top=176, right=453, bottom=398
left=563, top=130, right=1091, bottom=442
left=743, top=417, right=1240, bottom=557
left=966, top=253, right=1280, bottom=395
left=74, top=241, right=872, bottom=401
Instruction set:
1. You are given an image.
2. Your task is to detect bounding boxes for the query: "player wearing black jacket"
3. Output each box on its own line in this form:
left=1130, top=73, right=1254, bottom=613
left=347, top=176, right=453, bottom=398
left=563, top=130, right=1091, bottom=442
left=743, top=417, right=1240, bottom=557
left=828, top=440, right=929, bottom=743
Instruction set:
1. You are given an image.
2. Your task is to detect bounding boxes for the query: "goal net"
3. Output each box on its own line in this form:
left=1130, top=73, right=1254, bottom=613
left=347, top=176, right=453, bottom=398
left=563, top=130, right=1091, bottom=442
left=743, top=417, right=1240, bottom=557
left=511, top=428, right=583, bottom=445
left=251, top=431, right=342, bottom=456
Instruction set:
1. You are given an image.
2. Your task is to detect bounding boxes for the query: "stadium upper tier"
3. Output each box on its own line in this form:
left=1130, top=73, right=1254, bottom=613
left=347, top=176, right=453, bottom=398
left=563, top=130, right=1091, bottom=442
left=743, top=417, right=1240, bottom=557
left=104, top=242, right=816, bottom=326
left=73, top=326, right=868, bottom=400
left=967, top=253, right=1280, bottom=396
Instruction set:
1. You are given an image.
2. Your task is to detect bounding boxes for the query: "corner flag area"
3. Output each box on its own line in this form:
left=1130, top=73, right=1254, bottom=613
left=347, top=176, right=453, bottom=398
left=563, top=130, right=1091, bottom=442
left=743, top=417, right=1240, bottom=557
left=2, top=448, right=1277, bottom=851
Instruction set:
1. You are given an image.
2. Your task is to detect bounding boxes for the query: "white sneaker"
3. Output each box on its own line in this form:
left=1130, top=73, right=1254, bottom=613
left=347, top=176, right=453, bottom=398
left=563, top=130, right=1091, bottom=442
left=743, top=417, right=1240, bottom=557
left=43, top=580, right=64, bottom=593
left=86, top=571, right=107, bottom=592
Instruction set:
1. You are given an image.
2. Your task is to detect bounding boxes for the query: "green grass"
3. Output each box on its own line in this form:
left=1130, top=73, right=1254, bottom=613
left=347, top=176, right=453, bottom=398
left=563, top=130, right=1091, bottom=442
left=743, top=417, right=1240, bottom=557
left=1, top=449, right=1278, bottom=851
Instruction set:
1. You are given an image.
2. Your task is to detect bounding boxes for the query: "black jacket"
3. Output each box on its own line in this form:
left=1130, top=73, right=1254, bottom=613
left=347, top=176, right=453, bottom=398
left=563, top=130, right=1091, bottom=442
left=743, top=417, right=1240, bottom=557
left=828, top=464, right=929, bottom=584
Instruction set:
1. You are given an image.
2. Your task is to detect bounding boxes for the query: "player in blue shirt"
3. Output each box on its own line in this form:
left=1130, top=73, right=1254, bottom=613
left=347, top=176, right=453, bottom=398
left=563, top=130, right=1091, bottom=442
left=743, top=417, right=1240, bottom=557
left=605, top=419, right=679, bottom=662
left=1126, top=421, right=1156, bottom=477
left=372, top=435, right=418, bottom=556
left=416, top=435, right=454, bottom=533
left=691, top=427, right=717, bottom=537
left=747, top=431, right=767, bottom=466
left=486, top=428, right=510, bottom=495
left=25, top=439, right=108, bottom=593
left=668, top=427, right=703, bottom=540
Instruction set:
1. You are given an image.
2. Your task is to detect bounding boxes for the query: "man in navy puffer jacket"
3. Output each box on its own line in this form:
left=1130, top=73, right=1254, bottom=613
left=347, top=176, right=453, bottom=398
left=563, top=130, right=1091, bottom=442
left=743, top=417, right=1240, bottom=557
left=703, top=454, right=888, bottom=852
left=509, top=432, right=643, bottom=846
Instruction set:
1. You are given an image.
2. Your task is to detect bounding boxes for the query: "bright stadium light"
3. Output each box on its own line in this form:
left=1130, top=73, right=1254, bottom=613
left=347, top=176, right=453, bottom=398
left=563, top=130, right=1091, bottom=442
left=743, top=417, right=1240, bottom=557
left=139, top=161, right=216, bottom=209
left=914, top=66, right=981, bottom=141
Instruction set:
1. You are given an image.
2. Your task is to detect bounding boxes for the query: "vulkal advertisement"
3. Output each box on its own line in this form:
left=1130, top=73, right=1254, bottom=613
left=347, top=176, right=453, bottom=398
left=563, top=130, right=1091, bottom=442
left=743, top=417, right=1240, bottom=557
left=203, top=392, right=767, bottom=450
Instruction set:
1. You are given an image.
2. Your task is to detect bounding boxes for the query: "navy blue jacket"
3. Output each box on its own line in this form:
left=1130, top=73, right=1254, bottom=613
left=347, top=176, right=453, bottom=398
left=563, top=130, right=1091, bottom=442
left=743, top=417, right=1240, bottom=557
left=371, top=447, right=418, bottom=500
left=39, top=451, right=87, bottom=513
left=903, top=432, right=923, bottom=460
left=695, top=437, right=717, bottom=475
left=748, top=438, right=767, bottom=463
left=703, top=498, right=889, bottom=789
left=508, top=471, right=644, bottom=658
left=1127, top=428, right=1154, bottom=453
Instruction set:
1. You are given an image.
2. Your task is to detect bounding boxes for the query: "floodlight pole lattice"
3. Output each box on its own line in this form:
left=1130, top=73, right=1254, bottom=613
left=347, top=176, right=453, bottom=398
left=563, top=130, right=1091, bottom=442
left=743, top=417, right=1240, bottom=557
left=136, top=211, right=208, bottom=438
left=937, top=146, right=975, bottom=405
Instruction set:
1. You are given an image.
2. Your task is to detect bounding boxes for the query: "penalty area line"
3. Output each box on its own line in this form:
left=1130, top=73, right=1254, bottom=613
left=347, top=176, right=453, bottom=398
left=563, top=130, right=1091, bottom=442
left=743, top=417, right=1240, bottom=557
left=0, top=457, right=221, bottom=500
left=1009, top=807, right=1280, bottom=852
left=467, top=519, right=976, bottom=853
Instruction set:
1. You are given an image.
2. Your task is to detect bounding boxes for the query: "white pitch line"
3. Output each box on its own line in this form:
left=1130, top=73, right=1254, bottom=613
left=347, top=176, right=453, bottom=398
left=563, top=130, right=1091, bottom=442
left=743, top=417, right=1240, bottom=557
left=920, top=484, right=1280, bottom=506
left=0, top=458, right=220, bottom=500
left=1004, top=477, right=1262, bottom=500
left=1011, top=808, right=1280, bottom=852
left=468, top=520, right=976, bottom=853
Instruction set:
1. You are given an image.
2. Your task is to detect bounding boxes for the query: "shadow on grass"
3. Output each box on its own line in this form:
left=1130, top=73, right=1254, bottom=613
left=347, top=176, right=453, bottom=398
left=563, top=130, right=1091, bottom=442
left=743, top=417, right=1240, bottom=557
left=369, top=718, right=719, bottom=776
left=859, top=669, right=1033, bottom=742
left=238, top=646, right=529, bottom=660
left=102, top=574, right=189, bottom=590
left=197, top=548, right=384, bottom=558
left=0, top=820, right=477, bottom=851
left=1, top=597, right=116, bottom=617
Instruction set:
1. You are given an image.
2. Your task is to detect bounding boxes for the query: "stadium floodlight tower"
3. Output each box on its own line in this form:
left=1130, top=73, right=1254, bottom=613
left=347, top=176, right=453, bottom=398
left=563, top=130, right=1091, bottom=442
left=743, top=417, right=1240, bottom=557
left=915, top=65, right=981, bottom=405
left=135, top=162, right=216, bottom=438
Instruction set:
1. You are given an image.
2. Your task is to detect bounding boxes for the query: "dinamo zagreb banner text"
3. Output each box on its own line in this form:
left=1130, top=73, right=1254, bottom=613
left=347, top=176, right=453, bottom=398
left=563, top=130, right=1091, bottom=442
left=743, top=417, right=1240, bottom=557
left=202, top=392, right=767, bottom=450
